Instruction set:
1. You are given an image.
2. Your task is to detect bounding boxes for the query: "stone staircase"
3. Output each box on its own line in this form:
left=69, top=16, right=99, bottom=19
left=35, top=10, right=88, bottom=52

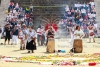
left=0, top=0, right=10, bottom=27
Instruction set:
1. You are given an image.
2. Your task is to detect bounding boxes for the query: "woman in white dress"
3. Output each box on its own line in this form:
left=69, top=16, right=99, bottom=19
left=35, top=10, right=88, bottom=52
left=87, top=24, right=95, bottom=42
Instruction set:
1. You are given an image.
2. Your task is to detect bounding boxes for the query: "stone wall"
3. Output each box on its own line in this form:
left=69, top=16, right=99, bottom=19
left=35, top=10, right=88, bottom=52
left=94, top=0, right=100, bottom=36
left=0, top=0, right=10, bottom=26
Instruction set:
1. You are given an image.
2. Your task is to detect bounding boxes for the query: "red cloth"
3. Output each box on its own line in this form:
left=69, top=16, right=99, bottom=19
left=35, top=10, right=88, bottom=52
left=45, top=23, right=58, bottom=32
left=10, top=2, right=14, bottom=6
left=45, top=23, right=50, bottom=31
left=88, top=62, right=96, bottom=66
left=52, top=23, right=58, bottom=32
left=26, top=14, right=30, bottom=18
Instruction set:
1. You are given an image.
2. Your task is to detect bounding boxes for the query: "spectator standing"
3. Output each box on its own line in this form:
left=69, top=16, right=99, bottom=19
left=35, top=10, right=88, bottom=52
left=11, top=26, right=19, bottom=45
left=4, top=24, right=11, bottom=45
left=30, top=4, right=33, bottom=12
left=37, top=26, right=42, bottom=46
left=0, top=26, right=2, bottom=44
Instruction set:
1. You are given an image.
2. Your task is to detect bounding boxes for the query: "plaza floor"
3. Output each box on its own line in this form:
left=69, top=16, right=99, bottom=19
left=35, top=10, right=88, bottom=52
left=0, top=38, right=100, bottom=67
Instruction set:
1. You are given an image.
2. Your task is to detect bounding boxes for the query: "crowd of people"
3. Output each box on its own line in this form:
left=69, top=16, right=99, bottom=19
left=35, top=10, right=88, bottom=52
left=58, top=0, right=97, bottom=42
left=0, top=1, right=57, bottom=53
left=0, top=0, right=98, bottom=53
left=0, top=2, right=36, bottom=53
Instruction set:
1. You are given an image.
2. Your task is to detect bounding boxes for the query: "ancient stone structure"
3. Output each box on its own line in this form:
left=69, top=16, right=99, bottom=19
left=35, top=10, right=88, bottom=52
left=0, top=0, right=10, bottom=26
left=94, top=0, right=100, bottom=36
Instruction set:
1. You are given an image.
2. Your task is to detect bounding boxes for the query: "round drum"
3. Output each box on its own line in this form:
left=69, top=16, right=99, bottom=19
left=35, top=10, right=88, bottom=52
left=73, top=39, right=83, bottom=53
left=46, top=38, right=55, bottom=53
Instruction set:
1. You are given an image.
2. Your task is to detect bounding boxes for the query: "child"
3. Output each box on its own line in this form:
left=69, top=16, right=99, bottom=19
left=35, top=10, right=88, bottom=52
left=18, top=29, right=25, bottom=50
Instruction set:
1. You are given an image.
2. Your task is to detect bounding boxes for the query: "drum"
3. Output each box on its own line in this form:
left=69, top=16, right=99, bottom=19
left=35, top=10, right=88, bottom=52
left=73, top=39, right=83, bottom=53
left=46, top=38, right=55, bottom=53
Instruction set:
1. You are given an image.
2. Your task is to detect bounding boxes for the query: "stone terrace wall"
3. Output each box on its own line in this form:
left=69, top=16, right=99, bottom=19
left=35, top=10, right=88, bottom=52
left=95, top=0, right=100, bottom=36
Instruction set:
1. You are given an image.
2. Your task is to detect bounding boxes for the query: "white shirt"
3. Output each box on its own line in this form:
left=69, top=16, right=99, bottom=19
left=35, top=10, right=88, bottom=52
left=94, top=23, right=97, bottom=29
left=13, top=9, right=16, bottom=14
left=27, top=30, right=36, bottom=43
left=37, top=28, right=42, bottom=35
left=30, top=5, right=33, bottom=8
left=90, top=2, right=95, bottom=6
left=65, top=5, right=69, bottom=11
left=79, top=18, right=83, bottom=22
left=41, top=28, right=45, bottom=35
left=81, top=9, right=86, bottom=13
left=74, top=4, right=81, bottom=7
left=88, top=13, right=92, bottom=18
left=92, top=14, right=96, bottom=17
left=74, top=30, right=84, bottom=39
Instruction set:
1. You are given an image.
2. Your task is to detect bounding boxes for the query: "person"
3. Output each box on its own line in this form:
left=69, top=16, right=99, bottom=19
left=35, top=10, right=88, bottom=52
left=70, top=25, right=76, bottom=45
left=26, top=26, right=37, bottom=53
left=18, top=29, right=25, bottom=50
left=83, top=24, right=88, bottom=38
left=22, top=24, right=28, bottom=48
left=30, top=4, right=33, bottom=12
left=72, top=26, right=84, bottom=53
left=0, top=26, right=2, bottom=44
left=40, top=26, right=45, bottom=46
left=46, top=26, right=55, bottom=53
left=11, top=26, right=19, bottom=45
left=4, top=24, right=11, bottom=45
left=87, top=24, right=95, bottom=42
left=37, top=26, right=42, bottom=46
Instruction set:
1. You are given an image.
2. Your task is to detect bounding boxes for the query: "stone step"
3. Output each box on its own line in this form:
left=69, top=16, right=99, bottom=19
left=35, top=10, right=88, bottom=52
left=0, top=0, right=10, bottom=26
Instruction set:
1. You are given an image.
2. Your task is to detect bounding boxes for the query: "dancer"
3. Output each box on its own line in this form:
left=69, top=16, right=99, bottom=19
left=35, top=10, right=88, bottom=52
left=46, top=26, right=55, bottom=53
left=26, top=26, right=37, bottom=53
left=87, top=24, right=95, bottom=43
left=73, top=26, right=84, bottom=53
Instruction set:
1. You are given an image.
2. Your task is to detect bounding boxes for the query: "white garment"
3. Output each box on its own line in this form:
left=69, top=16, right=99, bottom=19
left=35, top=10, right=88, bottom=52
left=19, top=31, right=25, bottom=40
left=90, top=2, right=95, bottom=6
left=13, top=9, right=16, bottom=14
left=65, top=5, right=69, bottom=12
left=12, top=35, right=18, bottom=44
left=81, top=9, right=86, bottom=13
left=27, top=30, right=36, bottom=43
left=41, top=28, right=45, bottom=35
left=37, top=28, right=42, bottom=35
left=88, top=13, right=92, bottom=18
left=79, top=18, right=83, bottom=22
left=74, top=30, right=84, bottom=39
left=94, top=24, right=97, bottom=30
left=74, top=4, right=81, bottom=7
left=92, top=14, right=96, bottom=17
left=70, top=32, right=74, bottom=45
left=30, top=5, right=33, bottom=8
